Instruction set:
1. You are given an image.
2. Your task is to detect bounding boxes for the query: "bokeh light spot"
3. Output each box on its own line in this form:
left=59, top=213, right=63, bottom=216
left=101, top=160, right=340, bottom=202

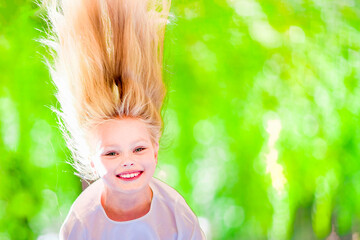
left=30, top=120, right=55, bottom=168
left=223, top=205, right=245, bottom=229
left=0, top=232, right=10, bottom=240
left=289, top=26, right=306, bottom=44
left=189, top=41, right=218, bottom=72
left=227, top=0, right=265, bottom=19
left=155, top=163, right=179, bottom=187
left=193, top=119, right=215, bottom=145
left=250, top=20, right=282, bottom=49
left=0, top=97, right=19, bottom=151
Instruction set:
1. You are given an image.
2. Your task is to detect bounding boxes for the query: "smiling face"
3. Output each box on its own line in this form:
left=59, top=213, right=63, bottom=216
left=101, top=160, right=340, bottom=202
left=89, top=118, right=159, bottom=195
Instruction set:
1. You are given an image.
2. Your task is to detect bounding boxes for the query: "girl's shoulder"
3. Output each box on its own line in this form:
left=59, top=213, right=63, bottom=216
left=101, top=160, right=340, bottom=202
left=59, top=179, right=103, bottom=239
left=150, top=177, right=206, bottom=239
left=62, top=179, right=103, bottom=228
left=150, top=177, right=182, bottom=202
left=71, top=179, right=103, bottom=217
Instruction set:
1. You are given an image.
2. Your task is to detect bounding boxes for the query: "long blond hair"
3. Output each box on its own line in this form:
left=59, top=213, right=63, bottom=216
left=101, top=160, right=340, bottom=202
left=41, top=0, right=171, bottom=180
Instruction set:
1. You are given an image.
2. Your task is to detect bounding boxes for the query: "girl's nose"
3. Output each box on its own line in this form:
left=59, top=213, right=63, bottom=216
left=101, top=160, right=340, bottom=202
left=122, top=161, right=134, bottom=168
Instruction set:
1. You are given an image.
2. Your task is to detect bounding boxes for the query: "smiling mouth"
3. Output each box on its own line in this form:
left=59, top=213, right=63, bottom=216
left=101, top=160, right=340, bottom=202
left=116, top=171, right=143, bottom=181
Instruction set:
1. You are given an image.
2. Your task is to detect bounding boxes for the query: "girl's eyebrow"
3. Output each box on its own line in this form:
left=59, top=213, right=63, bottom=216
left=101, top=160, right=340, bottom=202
left=130, top=138, right=150, bottom=145
left=102, top=144, right=121, bottom=149
left=100, top=139, right=149, bottom=149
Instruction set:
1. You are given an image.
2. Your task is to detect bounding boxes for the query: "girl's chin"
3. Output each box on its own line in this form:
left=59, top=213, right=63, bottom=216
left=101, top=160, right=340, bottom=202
left=104, top=179, right=150, bottom=194
left=111, top=185, right=151, bottom=197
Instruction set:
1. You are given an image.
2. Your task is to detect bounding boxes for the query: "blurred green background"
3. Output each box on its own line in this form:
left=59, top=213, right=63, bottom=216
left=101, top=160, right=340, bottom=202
left=1, top=0, right=360, bottom=239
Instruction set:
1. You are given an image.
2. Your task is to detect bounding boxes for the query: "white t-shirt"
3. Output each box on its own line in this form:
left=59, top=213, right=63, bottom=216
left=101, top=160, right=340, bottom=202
left=60, top=177, right=206, bottom=240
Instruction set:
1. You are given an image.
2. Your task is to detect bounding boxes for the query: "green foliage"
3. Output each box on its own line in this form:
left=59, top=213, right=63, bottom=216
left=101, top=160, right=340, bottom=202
left=1, top=0, right=360, bottom=239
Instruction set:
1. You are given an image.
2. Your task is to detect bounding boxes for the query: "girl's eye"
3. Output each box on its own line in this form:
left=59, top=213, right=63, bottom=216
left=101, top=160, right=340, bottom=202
left=105, top=152, right=117, bottom=156
left=134, top=147, right=146, bottom=153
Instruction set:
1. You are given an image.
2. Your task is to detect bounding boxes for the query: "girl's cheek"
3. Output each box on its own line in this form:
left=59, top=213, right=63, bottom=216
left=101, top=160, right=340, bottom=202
left=140, top=153, right=156, bottom=163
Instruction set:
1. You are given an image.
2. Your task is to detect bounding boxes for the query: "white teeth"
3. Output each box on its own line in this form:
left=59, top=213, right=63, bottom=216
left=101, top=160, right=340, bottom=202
left=120, top=172, right=140, bottom=179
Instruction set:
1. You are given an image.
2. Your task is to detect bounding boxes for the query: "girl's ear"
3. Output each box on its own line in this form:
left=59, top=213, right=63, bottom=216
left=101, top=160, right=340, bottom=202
left=154, top=142, right=159, bottom=164
left=90, top=160, right=98, bottom=176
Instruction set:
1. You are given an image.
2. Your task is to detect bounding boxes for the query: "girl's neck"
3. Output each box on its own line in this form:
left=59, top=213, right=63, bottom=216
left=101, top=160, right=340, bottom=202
left=101, top=185, right=153, bottom=222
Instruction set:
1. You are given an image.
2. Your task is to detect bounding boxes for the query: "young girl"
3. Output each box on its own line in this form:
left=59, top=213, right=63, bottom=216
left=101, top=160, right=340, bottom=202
left=42, top=0, right=205, bottom=239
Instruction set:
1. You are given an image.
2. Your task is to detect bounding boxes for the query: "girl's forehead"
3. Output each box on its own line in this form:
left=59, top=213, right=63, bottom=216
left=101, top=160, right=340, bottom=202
left=91, top=118, right=152, bottom=144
